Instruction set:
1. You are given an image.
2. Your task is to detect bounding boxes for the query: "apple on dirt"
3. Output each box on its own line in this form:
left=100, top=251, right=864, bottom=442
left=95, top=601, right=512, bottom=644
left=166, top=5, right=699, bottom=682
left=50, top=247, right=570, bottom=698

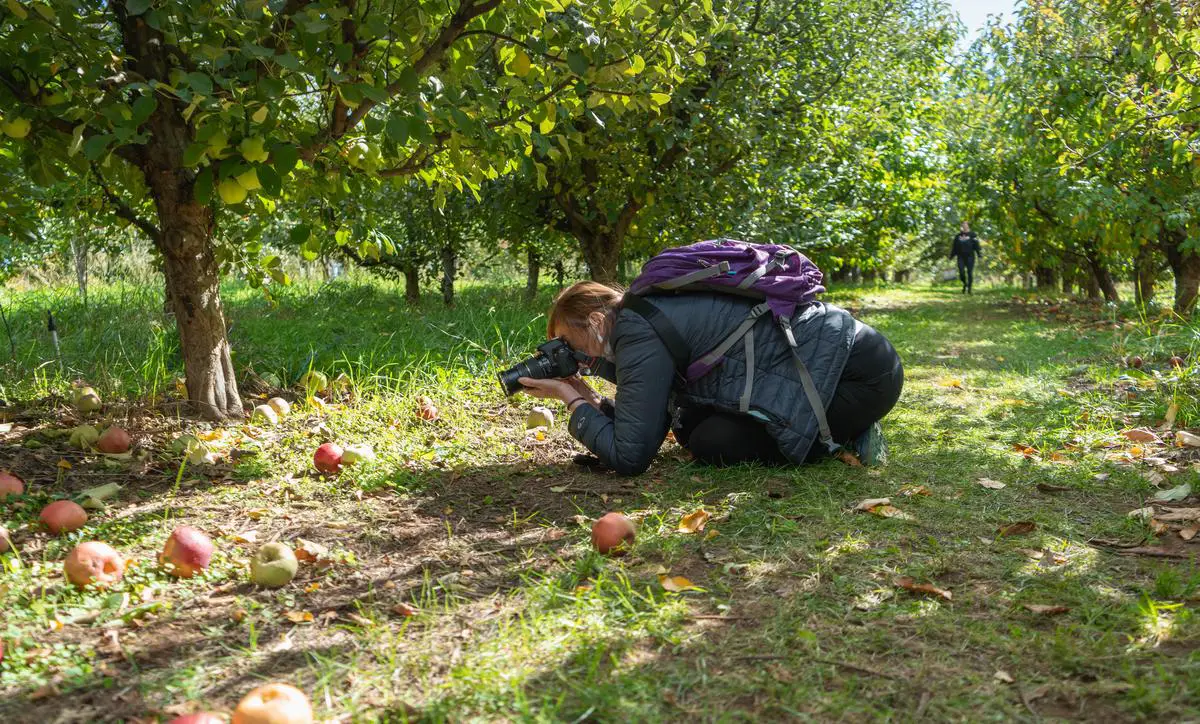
left=96, top=426, right=132, bottom=454
left=250, top=542, right=298, bottom=588
left=0, top=470, right=24, bottom=498
left=313, top=442, right=343, bottom=474
left=526, top=406, right=555, bottom=429
left=72, top=385, right=102, bottom=413
left=232, top=682, right=313, bottom=724
left=64, top=541, right=126, bottom=588
left=69, top=424, right=101, bottom=449
left=591, top=512, right=636, bottom=556
left=40, top=500, right=88, bottom=534
left=160, top=526, right=215, bottom=578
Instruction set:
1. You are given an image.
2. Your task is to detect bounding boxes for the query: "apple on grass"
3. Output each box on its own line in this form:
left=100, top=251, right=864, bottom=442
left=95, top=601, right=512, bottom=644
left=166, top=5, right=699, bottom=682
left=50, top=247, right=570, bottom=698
left=340, top=444, right=376, bottom=466
left=313, top=443, right=343, bottom=474
left=64, top=541, right=126, bottom=588
left=233, top=682, right=313, bottom=724
left=591, top=512, right=636, bottom=556
left=161, top=526, right=215, bottom=578
left=251, top=542, right=298, bottom=588
left=251, top=404, right=279, bottom=426
left=40, top=500, right=88, bottom=534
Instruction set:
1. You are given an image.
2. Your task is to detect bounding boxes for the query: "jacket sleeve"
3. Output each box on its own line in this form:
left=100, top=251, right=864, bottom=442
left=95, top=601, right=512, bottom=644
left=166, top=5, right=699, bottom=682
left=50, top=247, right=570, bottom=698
left=567, top=312, right=675, bottom=475
left=973, top=236, right=982, bottom=258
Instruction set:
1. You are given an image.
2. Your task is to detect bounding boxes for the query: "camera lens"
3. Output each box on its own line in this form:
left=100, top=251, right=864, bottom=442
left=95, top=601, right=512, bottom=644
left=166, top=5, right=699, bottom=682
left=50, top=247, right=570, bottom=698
left=497, top=354, right=557, bottom=396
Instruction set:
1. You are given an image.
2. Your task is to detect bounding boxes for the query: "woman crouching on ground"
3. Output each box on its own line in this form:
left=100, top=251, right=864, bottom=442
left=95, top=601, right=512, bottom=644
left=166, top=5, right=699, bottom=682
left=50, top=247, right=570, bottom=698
left=519, top=281, right=903, bottom=475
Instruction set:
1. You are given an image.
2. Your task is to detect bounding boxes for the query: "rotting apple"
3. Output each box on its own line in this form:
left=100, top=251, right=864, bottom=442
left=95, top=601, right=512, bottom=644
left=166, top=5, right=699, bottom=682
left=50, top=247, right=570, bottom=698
left=250, top=542, right=298, bottom=588
left=160, top=526, right=215, bottom=578
left=40, top=500, right=88, bottom=534
left=64, top=541, right=126, bottom=588
left=232, top=682, right=313, bottom=724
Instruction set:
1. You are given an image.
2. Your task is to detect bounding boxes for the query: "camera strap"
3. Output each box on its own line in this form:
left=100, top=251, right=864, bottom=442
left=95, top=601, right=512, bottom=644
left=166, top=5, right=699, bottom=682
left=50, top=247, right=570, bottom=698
left=621, top=294, right=690, bottom=386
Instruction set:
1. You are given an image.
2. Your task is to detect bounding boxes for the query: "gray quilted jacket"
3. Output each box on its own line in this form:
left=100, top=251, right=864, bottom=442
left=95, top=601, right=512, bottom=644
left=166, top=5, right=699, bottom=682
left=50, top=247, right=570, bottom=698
left=567, top=293, right=856, bottom=474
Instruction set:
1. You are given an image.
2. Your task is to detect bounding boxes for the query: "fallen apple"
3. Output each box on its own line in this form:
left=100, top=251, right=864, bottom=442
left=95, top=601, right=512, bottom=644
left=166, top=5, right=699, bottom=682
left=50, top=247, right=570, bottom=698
left=0, top=525, right=11, bottom=553
left=526, top=406, right=555, bottom=429
left=299, top=370, right=328, bottom=394
left=64, top=541, right=126, bottom=588
left=96, top=426, right=132, bottom=454
left=69, top=424, right=101, bottom=449
left=167, top=713, right=226, bottom=724
left=0, top=470, right=24, bottom=498
left=267, top=397, right=291, bottom=416
left=232, top=682, right=313, bottom=724
left=73, top=386, right=102, bottom=413
left=1170, top=355, right=1185, bottom=368
left=1128, top=355, right=1144, bottom=369
left=416, top=396, right=439, bottom=421
left=250, top=542, right=299, bottom=588
left=341, top=444, right=376, bottom=465
left=591, top=512, right=636, bottom=556
left=161, top=525, right=215, bottom=578
left=313, top=442, right=343, bottom=474
left=251, top=404, right=279, bottom=426
left=40, top=500, right=88, bottom=534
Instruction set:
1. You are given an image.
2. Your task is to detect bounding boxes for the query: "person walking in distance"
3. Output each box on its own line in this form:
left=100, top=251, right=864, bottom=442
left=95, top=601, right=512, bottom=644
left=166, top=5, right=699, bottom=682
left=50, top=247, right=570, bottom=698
left=949, top=221, right=982, bottom=294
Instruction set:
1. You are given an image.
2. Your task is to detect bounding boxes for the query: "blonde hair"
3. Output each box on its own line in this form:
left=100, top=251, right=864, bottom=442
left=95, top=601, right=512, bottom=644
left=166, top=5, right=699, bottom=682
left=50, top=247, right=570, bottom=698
left=547, top=281, right=623, bottom=339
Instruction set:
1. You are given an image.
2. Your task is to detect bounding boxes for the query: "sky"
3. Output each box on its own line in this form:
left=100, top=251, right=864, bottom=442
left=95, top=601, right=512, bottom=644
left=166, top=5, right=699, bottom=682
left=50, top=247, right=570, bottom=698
left=947, top=0, right=1019, bottom=38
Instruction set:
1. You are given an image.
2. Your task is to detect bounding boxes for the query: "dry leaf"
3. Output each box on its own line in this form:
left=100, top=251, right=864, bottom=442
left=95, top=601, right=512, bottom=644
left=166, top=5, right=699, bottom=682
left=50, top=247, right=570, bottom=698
left=1165, top=403, right=1179, bottom=427
left=894, top=577, right=952, bottom=601
left=1128, top=506, right=1155, bottom=520
left=870, top=504, right=915, bottom=520
left=937, top=377, right=964, bottom=389
left=994, top=670, right=1015, bottom=684
left=703, top=528, right=720, bottom=541
left=898, top=485, right=931, bottom=497
left=230, top=530, right=258, bottom=544
left=835, top=449, right=864, bottom=467
left=1122, top=428, right=1161, bottom=444
left=854, top=497, right=892, bottom=511
left=1175, top=431, right=1200, bottom=448
left=1012, top=443, right=1038, bottom=457
left=304, top=582, right=320, bottom=593
left=1149, top=519, right=1170, bottom=535
left=282, top=610, right=314, bottom=624
left=1023, top=603, right=1069, bottom=615
left=678, top=509, right=711, bottom=534
left=997, top=521, right=1037, bottom=537
left=1179, top=527, right=1198, bottom=541
left=246, top=508, right=269, bottom=521
left=658, top=575, right=699, bottom=592
left=294, top=538, right=329, bottom=563
left=392, top=602, right=418, bottom=617
left=978, top=478, right=1006, bottom=490
left=57, top=458, right=72, bottom=470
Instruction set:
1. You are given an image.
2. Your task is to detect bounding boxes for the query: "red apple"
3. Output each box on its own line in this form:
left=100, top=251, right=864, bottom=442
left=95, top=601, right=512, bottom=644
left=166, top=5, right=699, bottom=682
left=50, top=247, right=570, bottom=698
left=313, top=443, right=343, bottom=474
left=416, top=395, right=439, bottom=421
left=232, top=683, right=313, bottom=724
left=1170, top=355, right=1185, bottom=368
left=1128, top=355, right=1144, bottom=369
left=0, top=470, right=24, bottom=499
left=39, top=500, right=88, bottom=534
left=591, top=512, right=636, bottom=556
left=64, top=541, right=126, bottom=588
left=160, top=525, right=215, bottom=578
left=97, top=426, right=132, bottom=454
left=167, top=715, right=225, bottom=724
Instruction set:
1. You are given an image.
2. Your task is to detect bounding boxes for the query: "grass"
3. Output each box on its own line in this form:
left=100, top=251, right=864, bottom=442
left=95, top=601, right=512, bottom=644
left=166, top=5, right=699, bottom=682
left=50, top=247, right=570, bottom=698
left=2, top=277, right=1200, bottom=722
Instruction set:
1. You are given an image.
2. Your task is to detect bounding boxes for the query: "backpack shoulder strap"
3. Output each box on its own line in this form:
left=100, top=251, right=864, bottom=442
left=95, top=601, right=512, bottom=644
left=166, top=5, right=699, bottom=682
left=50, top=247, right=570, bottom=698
left=620, top=294, right=689, bottom=383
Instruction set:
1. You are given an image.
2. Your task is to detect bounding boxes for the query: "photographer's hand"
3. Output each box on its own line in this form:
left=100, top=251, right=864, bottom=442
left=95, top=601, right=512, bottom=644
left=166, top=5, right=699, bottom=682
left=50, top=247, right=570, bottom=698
left=517, top=377, right=585, bottom=410
left=565, top=375, right=603, bottom=407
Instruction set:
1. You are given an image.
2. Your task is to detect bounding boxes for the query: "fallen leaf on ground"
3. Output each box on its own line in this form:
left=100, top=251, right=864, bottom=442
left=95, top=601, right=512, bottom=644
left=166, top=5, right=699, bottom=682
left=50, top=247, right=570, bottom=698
left=230, top=530, right=258, bottom=544
left=1180, top=527, right=1198, bottom=541
left=548, top=485, right=569, bottom=493
left=869, top=504, right=915, bottom=520
left=1150, top=482, right=1192, bottom=503
left=1127, top=507, right=1155, bottom=520
left=294, top=538, right=329, bottom=563
left=282, top=610, right=314, bottom=624
left=391, top=602, right=418, bottom=617
left=854, top=497, right=892, bottom=511
left=894, top=577, right=951, bottom=601
left=937, top=377, right=964, bottom=389
left=1122, top=428, right=1161, bottom=444
left=1176, top=431, right=1200, bottom=447
left=1149, top=519, right=1170, bottom=535
left=998, top=521, right=1037, bottom=537
left=678, top=509, right=711, bottom=533
left=994, top=670, right=1014, bottom=684
left=245, top=508, right=269, bottom=520
left=659, top=575, right=699, bottom=592
left=1165, top=403, right=1179, bottom=427
left=835, top=449, right=863, bottom=467
left=304, top=582, right=320, bottom=593
left=1012, top=443, right=1038, bottom=457
left=1022, top=603, right=1069, bottom=615
left=978, top=478, right=1006, bottom=490
left=898, top=485, right=931, bottom=497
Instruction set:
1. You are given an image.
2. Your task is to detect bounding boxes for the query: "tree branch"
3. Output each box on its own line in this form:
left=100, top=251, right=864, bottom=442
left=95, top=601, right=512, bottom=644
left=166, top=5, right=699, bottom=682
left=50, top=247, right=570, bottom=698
left=90, top=163, right=162, bottom=243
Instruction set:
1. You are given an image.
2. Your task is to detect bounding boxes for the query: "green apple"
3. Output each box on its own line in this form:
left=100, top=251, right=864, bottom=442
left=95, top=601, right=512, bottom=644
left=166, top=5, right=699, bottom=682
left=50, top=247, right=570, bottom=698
left=526, top=406, right=555, bottom=429
left=299, top=370, right=328, bottom=394
left=250, top=404, right=278, bottom=426
left=73, top=386, right=102, bottom=413
left=239, top=135, right=269, bottom=163
left=236, top=168, right=261, bottom=191
left=251, top=542, right=298, bottom=588
left=1, top=117, right=31, bottom=139
left=341, top=444, right=376, bottom=465
left=217, top=178, right=247, bottom=204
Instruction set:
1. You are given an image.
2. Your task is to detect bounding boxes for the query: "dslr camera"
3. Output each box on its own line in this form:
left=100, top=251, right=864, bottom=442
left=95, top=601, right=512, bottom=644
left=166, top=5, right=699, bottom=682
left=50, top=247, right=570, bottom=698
left=498, top=338, right=588, bottom=396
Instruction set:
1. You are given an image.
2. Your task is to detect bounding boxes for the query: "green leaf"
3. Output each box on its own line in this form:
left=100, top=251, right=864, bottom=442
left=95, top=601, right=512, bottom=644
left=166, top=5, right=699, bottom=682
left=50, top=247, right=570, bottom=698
left=567, top=51, right=589, bottom=76
left=398, top=68, right=419, bottom=93
left=300, top=237, right=321, bottom=261
left=275, top=53, right=301, bottom=71
left=289, top=223, right=312, bottom=245
left=627, top=54, right=645, bottom=75
left=649, top=92, right=672, bottom=106
left=271, top=143, right=299, bottom=174
left=1155, top=52, right=1171, bottom=73
left=386, top=116, right=411, bottom=144
left=257, top=164, right=282, bottom=197
left=186, top=72, right=213, bottom=96
left=183, top=142, right=209, bottom=167
left=126, top=0, right=151, bottom=15
left=132, top=94, right=158, bottom=124
left=193, top=171, right=213, bottom=204
left=251, top=105, right=269, bottom=123
left=82, top=134, right=113, bottom=161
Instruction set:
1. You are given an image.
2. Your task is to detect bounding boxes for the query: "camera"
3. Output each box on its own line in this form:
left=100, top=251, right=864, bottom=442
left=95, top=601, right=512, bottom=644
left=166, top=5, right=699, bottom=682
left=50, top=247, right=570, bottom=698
left=498, top=338, right=586, bottom=396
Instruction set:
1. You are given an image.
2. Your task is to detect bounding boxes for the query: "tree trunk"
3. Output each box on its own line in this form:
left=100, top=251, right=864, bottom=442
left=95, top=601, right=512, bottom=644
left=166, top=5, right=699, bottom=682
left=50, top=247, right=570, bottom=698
left=1161, top=227, right=1200, bottom=315
left=1035, top=266, right=1057, bottom=290
left=70, top=237, right=89, bottom=304
left=525, top=246, right=540, bottom=303
left=441, top=244, right=457, bottom=306
left=1135, top=243, right=1157, bottom=307
left=155, top=203, right=242, bottom=420
left=554, top=260, right=565, bottom=290
left=1061, top=271, right=1073, bottom=296
left=403, top=265, right=420, bottom=304
left=1083, top=246, right=1119, bottom=303
left=579, top=232, right=622, bottom=283
left=1086, top=269, right=1101, bottom=301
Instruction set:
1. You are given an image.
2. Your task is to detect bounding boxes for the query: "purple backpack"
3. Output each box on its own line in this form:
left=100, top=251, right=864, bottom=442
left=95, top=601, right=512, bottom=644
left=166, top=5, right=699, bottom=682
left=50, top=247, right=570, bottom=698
left=623, top=238, right=837, bottom=450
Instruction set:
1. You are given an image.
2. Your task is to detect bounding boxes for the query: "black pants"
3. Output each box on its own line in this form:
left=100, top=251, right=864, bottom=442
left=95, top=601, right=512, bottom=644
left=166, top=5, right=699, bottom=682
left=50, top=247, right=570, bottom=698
left=675, top=323, right=904, bottom=466
left=956, top=255, right=975, bottom=292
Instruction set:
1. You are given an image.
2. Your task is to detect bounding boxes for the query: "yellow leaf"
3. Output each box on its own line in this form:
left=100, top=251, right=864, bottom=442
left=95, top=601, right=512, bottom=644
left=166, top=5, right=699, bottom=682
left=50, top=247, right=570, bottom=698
left=658, top=575, right=698, bottom=592
left=231, top=530, right=258, bottom=544
left=512, top=49, right=531, bottom=77
left=283, top=610, right=314, bottom=624
left=677, top=509, right=711, bottom=533
left=937, top=377, right=963, bottom=389
left=246, top=508, right=268, bottom=520
left=703, top=528, right=719, bottom=541
left=304, top=582, right=321, bottom=593
left=898, top=485, right=931, bottom=497
left=853, top=497, right=892, bottom=511
left=57, top=458, right=72, bottom=469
